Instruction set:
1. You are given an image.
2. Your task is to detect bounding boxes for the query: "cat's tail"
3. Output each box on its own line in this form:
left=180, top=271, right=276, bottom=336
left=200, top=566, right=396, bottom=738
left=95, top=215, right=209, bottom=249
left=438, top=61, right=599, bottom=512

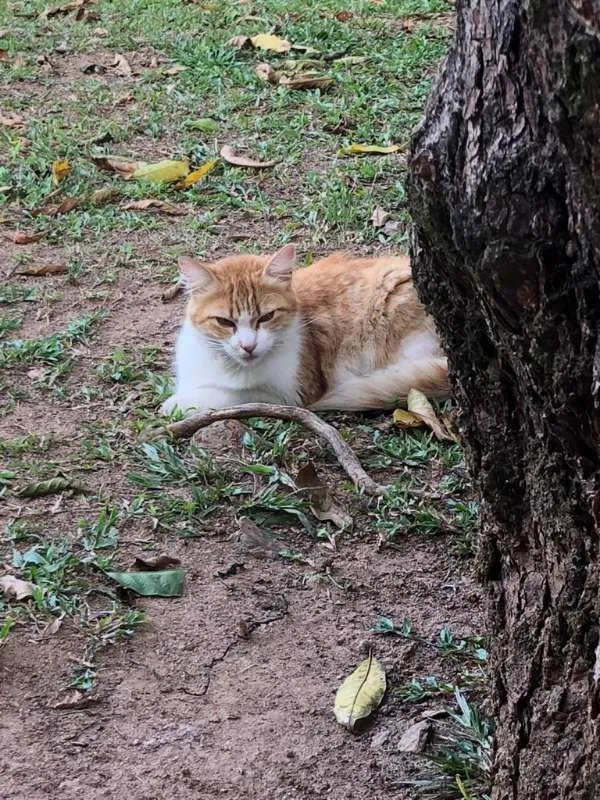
left=310, top=358, right=449, bottom=412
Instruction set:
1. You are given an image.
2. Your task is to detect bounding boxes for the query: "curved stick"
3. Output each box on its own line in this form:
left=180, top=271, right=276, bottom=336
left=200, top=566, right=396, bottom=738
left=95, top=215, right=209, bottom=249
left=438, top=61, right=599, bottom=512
left=168, top=403, right=388, bottom=496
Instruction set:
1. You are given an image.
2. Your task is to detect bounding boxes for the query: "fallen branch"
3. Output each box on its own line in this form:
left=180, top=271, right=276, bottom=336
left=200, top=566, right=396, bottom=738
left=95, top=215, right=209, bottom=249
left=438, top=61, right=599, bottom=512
left=168, top=402, right=388, bottom=496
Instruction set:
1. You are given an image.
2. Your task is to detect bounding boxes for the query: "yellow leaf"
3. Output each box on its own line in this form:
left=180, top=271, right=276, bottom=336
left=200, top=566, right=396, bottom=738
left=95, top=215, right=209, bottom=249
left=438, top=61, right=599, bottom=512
left=51, top=159, right=70, bottom=186
left=334, top=654, right=386, bottom=730
left=407, top=388, right=453, bottom=441
left=338, top=143, right=403, bottom=157
left=393, top=408, right=424, bottom=428
left=250, top=33, right=291, bottom=53
left=176, top=159, right=219, bottom=188
left=132, top=159, right=190, bottom=183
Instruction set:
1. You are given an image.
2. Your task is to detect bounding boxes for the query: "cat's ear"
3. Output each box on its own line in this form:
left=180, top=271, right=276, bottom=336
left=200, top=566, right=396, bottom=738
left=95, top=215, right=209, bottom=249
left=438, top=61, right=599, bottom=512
left=178, top=256, right=214, bottom=290
left=264, top=244, right=297, bottom=284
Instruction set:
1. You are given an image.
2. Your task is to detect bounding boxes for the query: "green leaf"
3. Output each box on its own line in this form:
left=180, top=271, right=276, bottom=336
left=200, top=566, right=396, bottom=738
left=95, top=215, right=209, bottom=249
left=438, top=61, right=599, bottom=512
left=107, top=569, right=185, bottom=597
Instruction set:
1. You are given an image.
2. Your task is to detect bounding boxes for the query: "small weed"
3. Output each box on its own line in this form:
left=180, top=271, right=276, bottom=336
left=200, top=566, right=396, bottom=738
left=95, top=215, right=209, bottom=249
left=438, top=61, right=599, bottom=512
left=0, top=313, right=102, bottom=369
left=0, top=315, right=21, bottom=339
left=436, top=627, right=488, bottom=663
left=0, top=286, right=37, bottom=305
left=398, top=675, right=457, bottom=703
left=371, top=615, right=413, bottom=637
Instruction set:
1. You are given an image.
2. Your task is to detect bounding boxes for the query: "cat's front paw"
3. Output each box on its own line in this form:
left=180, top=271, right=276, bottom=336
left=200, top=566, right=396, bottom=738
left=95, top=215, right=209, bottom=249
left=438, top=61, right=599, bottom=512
left=160, top=394, right=197, bottom=416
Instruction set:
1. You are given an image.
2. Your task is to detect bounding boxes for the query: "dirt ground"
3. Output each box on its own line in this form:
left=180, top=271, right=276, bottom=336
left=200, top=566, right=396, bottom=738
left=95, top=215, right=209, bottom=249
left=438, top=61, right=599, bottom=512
left=0, top=2, right=485, bottom=798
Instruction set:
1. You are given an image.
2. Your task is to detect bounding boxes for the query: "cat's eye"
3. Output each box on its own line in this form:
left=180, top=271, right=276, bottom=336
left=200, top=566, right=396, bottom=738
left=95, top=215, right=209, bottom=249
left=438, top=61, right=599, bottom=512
left=258, top=310, right=276, bottom=324
left=214, top=317, right=236, bottom=329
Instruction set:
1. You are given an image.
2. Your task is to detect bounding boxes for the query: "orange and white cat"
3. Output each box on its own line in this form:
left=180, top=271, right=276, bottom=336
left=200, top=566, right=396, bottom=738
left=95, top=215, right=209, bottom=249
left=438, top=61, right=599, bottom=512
left=161, top=245, right=448, bottom=414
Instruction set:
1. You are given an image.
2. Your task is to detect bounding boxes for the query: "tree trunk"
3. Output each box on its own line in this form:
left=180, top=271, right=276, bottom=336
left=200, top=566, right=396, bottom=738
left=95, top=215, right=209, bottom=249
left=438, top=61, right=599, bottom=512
left=407, top=2, right=600, bottom=798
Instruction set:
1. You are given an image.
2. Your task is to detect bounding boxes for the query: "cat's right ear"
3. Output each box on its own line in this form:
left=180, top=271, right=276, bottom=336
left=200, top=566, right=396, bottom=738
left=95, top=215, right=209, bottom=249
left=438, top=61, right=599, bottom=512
left=264, top=244, right=297, bottom=284
left=178, top=256, right=214, bottom=291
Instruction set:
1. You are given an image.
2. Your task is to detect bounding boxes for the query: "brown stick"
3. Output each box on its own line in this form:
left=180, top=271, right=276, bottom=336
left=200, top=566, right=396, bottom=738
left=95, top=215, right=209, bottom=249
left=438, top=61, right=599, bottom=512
left=167, top=403, right=388, bottom=496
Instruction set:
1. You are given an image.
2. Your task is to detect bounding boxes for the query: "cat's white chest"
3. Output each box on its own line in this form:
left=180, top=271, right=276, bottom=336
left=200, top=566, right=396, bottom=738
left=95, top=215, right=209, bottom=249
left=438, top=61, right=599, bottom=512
left=164, top=320, right=301, bottom=413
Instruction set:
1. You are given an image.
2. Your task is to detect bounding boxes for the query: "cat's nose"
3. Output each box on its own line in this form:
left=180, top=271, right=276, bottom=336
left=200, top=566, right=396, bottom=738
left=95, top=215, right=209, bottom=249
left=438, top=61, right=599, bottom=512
left=241, top=341, right=256, bottom=354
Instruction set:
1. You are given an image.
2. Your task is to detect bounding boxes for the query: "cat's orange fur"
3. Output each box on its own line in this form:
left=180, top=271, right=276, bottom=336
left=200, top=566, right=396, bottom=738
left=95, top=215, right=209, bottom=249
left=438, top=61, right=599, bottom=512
left=162, top=245, right=448, bottom=414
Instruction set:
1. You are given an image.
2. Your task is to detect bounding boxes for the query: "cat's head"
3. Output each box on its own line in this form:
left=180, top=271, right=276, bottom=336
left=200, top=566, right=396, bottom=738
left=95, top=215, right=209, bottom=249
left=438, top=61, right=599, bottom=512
left=179, top=244, right=299, bottom=368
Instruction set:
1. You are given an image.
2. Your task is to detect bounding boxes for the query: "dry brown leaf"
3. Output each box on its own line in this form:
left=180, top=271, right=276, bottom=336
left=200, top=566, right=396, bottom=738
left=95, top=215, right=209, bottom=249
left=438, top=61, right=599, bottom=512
left=112, top=53, right=132, bottom=77
left=161, top=282, right=184, bottom=302
left=255, top=62, right=281, bottom=84
left=279, top=74, right=334, bottom=90
left=122, top=199, right=187, bottom=216
left=133, top=553, right=181, bottom=571
left=89, top=187, right=120, bottom=206
left=228, top=34, right=251, bottom=49
left=407, top=388, right=453, bottom=441
left=15, top=263, right=67, bottom=276
left=220, top=144, right=278, bottom=169
left=92, top=26, right=108, bottom=36
left=0, top=50, right=9, bottom=62
left=164, top=64, right=188, bottom=75
left=42, top=617, right=63, bottom=636
left=52, top=690, right=95, bottom=710
left=295, top=462, right=353, bottom=530
left=92, top=155, right=146, bottom=176
left=0, top=575, right=34, bottom=601
left=0, top=111, right=26, bottom=128
left=236, top=518, right=283, bottom=560
left=397, top=720, right=432, bottom=753
left=32, top=194, right=80, bottom=216
left=7, top=229, right=49, bottom=244
left=54, top=195, right=81, bottom=215
left=335, top=10, right=353, bottom=21
left=371, top=206, right=390, bottom=228
left=40, top=0, right=93, bottom=20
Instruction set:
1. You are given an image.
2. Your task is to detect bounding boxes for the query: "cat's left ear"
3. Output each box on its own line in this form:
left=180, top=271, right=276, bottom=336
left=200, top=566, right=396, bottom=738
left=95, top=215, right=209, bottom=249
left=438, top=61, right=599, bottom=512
left=178, top=256, right=214, bottom=290
left=264, top=244, right=297, bottom=284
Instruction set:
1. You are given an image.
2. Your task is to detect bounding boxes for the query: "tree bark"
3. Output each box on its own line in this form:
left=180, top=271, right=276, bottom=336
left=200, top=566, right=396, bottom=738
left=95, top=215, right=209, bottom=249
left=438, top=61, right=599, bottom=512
left=407, top=2, right=600, bottom=798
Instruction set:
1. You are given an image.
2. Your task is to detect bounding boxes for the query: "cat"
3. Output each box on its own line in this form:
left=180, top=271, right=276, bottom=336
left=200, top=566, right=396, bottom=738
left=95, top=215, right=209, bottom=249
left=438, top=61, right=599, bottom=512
left=161, top=244, right=448, bottom=415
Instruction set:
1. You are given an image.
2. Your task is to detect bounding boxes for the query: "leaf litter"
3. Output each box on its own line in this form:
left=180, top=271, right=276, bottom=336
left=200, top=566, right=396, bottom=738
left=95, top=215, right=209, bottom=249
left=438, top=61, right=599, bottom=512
left=295, top=462, right=353, bottom=530
left=334, top=653, right=387, bottom=730
left=220, top=145, right=278, bottom=168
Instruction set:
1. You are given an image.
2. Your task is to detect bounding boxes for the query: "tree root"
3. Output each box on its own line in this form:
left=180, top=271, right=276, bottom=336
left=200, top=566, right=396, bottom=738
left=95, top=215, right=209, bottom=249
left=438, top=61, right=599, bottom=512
left=167, top=402, right=388, bottom=496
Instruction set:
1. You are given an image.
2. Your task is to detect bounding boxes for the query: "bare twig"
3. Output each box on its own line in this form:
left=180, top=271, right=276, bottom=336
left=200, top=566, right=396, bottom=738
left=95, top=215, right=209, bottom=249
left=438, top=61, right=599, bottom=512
left=167, top=402, right=388, bottom=496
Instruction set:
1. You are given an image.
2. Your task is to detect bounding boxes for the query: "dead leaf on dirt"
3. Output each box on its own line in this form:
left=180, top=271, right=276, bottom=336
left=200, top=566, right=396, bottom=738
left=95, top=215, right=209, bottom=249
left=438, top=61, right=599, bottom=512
left=112, top=53, right=132, bottom=77
left=176, top=158, right=219, bottom=188
left=332, top=55, right=368, bottom=66
left=338, top=143, right=403, bottom=157
left=164, top=64, right=188, bottom=75
left=42, top=616, right=63, bottom=636
left=39, top=0, right=94, bottom=20
left=295, top=462, right=353, bottom=530
left=255, top=62, right=281, bottom=84
left=214, top=562, right=245, bottom=578
left=6, top=229, right=49, bottom=244
left=235, top=518, right=283, bottom=560
left=92, top=26, right=108, bottom=36
left=31, top=194, right=80, bottom=217
left=89, top=186, right=120, bottom=206
left=91, top=155, right=146, bottom=176
left=132, top=553, right=181, bottom=571
left=51, top=159, right=70, bottom=186
left=132, top=159, right=190, bottom=183
left=370, top=205, right=390, bottom=228
left=382, top=219, right=401, bottom=236
left=227, top=34, right=251, bottom=49
left=0, top=50, right=9, bottom=62
left=52, top=689, right=95, bottom=710
left=15, top=263, right=67, bottom=276
left=220, top=144, right=278, bottom=169
left=334, top=654, right=386, bottom=731
left=406, top=388, right=453, bottom=441
left=122, top=199, right=187, bottom=216
left=279, top=74, right=334, bottom=90
left=0, top=574, right=35, bottom=601
left=335, top=10, right=354, bottom=21
left=82, top=61, right=106, bottom=74
left=18, top=476, right=85, bottom=498
left=397, top=720, right=432, bottom=753
left=0, top=111, right=26, bottom=128
left=161, top=282, right=184, bottom=302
